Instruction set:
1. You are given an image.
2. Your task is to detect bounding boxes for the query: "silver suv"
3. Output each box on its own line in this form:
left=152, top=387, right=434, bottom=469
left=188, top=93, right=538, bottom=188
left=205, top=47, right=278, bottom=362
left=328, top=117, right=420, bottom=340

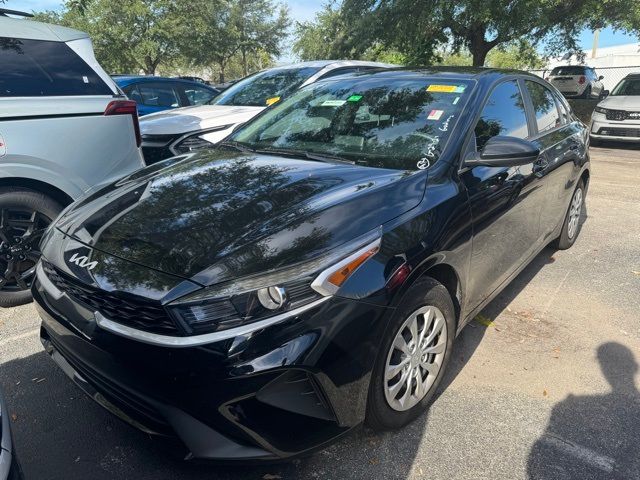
left=0, top=10, right=145, bottom=306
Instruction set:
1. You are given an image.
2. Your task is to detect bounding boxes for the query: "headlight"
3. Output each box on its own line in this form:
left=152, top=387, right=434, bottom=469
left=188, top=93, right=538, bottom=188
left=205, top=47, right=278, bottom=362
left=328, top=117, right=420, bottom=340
left=168, top=229, right=381, bottom=335
left=171, top=125, right=234, bottom=155
left=594, top=106, right=608, bottom=114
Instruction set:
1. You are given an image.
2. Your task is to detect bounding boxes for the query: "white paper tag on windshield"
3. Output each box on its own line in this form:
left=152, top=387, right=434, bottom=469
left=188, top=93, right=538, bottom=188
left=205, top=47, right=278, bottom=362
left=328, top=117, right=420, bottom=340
left=427, top=109, right=444, bottom=120
left=321, top=100, right=346, bottom=107
left=82, top=76, right=89, bottom=83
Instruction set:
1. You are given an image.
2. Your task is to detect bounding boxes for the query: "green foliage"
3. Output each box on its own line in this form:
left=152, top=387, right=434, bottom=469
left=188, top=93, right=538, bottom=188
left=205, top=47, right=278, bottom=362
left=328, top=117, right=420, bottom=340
left=296, top=0, right=640, bottom=68
left=31, top=0, right=289, bottom=80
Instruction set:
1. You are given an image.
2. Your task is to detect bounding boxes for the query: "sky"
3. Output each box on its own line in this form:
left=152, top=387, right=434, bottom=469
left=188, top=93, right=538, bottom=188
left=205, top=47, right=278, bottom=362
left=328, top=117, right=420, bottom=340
left=5, top=0, right=639, bottom=60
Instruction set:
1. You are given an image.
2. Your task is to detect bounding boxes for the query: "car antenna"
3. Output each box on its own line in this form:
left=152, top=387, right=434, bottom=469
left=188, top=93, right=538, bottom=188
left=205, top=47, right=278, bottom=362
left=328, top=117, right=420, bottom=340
left=0, top=8, right=34, bottom=17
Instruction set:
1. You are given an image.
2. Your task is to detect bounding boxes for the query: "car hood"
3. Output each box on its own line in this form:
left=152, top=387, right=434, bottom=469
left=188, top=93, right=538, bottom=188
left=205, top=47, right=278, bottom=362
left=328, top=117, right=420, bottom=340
left=597, top=96, right=640, bottom=110
left=139, top=105, right=265, bottom=135
left=55, top=151, right=427, bottom=286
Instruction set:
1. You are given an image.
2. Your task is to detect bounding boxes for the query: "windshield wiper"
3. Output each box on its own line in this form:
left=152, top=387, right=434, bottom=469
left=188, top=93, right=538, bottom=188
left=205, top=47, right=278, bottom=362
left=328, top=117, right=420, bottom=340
left=219, top=141, right=255, bottom=154
left=304, top=152, right=355, bottom=165
left=256, top=147, right=354, bottom=165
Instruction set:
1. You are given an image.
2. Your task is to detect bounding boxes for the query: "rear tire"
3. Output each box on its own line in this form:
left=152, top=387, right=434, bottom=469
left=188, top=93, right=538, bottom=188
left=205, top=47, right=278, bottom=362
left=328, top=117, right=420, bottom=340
left=366, top=277, right=455, bottom=431
left=0, top=188, right=63, bottom=308
left=553, top=180, right=585, bottom=250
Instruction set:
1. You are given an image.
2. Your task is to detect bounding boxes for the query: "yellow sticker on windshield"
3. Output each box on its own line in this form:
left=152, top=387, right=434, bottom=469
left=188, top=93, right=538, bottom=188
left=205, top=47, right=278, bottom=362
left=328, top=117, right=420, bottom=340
left=266, top=96, right=281, bottom=106
left=427, top=84, right=466, bottom=93
left=427, top=85, right=457, bottom=93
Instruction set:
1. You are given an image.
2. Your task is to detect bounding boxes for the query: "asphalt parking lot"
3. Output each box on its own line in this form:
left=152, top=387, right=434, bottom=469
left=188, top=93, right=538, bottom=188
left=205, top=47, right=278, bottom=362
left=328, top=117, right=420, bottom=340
left=1, top=144, right=639, bottom=480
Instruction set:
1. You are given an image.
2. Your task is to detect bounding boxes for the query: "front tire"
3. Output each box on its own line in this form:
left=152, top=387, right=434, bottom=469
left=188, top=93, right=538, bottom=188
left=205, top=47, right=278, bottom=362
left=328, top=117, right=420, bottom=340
left=0, top=188, right=63, bottom=307
left=366, top=277, right=455, bottom=431
left=553, top=180, right=585, bottom=250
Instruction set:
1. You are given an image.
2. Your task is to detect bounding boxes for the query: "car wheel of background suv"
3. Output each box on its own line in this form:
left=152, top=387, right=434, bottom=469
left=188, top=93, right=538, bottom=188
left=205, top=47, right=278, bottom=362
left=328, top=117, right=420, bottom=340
left=0, top=188, right=62, bottom=307
left=366, top=277, right=456, bottom=430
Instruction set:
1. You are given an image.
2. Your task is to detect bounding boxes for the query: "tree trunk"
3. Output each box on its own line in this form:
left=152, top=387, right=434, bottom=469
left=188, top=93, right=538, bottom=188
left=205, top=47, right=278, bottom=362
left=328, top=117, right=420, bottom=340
left=471, top=47, right=489, bottom=66
left=218, top=63, right=226, bottom=83
left=242, top=48, right=248, bottom=77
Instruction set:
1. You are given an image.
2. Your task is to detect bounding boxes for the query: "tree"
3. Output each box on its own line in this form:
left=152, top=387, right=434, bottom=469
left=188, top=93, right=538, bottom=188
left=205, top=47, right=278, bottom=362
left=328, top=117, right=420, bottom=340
left=300, top=0, right=640, bottom=67
left=35, top=0, right=195, bottom=75
left=183, top=0, right=289, bottom=83
left=233, top=0, right=289, bottom=76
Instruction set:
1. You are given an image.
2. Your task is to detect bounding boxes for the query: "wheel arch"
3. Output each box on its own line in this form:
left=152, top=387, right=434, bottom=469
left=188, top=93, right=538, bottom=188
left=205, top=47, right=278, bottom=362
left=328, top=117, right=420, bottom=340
left=392, top=258, right=464, bottom=332
left=0, top=177, right=74, bottom=207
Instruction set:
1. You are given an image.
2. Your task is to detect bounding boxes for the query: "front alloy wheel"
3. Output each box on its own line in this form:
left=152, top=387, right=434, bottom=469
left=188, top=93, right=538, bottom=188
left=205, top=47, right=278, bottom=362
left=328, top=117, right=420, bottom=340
left=366, top=277, right=455, bottom=431
left=384, top=306, right=447, bottom=411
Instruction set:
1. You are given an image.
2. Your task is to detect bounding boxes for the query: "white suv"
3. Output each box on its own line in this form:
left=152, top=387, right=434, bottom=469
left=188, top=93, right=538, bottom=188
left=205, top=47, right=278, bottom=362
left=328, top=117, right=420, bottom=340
left=546, top=65, right=605, bottom=99
left=0, top=10, right=145, bottom=306
left=590, top=73, right=640, bottom=144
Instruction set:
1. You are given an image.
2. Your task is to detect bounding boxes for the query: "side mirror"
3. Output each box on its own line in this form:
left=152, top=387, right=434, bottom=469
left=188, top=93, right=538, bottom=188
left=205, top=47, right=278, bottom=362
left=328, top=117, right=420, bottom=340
left=598, top=75, right=604, bottom=81
left=465, top=136, right=540, bottom=168
left=602, top=90, right=610, bottom=98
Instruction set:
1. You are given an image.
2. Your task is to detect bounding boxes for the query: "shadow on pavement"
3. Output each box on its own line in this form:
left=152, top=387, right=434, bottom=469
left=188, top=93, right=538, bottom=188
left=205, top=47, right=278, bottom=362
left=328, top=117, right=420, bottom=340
left=527, top=342, right=640, bottom=480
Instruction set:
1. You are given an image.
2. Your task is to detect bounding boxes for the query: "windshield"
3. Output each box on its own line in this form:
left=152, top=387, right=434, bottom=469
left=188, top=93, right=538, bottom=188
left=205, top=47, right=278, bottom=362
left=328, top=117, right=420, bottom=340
left=229, top=75, right=474, bottom=170
left=611, top=77, right=640, bottom=96
left=550, top=66, right=586, bottom=76
left=209, top=66, right=323, bottom=107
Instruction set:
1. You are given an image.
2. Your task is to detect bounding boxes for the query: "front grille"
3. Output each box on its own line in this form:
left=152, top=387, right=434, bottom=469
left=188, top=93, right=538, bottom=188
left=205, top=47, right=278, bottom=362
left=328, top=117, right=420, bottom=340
left=604, top=110, right=640, bottom=122
left=142, top=145, right=175, bottom=164
left=597, top=127, right=640, bottom=138
left=42, top=261, right=181, bottom=335
left=46, top=332, right=170, bottom=433
left=141, top=133, right=180, bottom=164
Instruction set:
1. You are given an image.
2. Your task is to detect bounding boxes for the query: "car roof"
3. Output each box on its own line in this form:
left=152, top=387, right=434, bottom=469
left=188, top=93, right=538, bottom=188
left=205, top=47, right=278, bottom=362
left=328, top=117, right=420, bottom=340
left=273, top=60, right=397, bottom=71
left=0, top=16, right=88, bottom=42
left=312, top=66, right=540, bottom=82
left=113, top=76, right=217, bottom=88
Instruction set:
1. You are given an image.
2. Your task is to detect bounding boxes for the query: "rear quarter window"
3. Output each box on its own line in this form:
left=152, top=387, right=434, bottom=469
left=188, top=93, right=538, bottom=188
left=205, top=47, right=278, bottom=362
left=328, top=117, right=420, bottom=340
left=0, top=37, right=112, bottom=97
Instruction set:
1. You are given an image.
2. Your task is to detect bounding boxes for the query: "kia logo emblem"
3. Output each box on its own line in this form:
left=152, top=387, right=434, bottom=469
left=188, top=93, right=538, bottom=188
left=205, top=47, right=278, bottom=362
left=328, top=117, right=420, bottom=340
left=69, top=252, right=98, bottom=271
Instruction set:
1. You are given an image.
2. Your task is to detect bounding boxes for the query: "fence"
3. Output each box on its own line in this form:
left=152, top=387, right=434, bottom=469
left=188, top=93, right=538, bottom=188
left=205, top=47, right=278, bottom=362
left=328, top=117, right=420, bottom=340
left=529, top=65, right=640, bottom=92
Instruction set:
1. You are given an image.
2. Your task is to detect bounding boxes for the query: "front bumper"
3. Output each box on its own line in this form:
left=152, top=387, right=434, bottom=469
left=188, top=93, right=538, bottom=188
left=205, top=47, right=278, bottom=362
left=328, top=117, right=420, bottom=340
left=590, top=114, right=640, bottom=142
left=33, top=267, right=392, bottom=461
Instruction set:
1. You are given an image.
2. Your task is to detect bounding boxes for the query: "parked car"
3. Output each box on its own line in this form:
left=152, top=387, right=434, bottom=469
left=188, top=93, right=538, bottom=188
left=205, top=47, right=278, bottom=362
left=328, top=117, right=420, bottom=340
left=1, top=387, right=23, bottom=480
left=174, top=75, right=210, bottom=85
left=546, top=65, right=605, bottom=99
left=34, top=67, right=589, bottom=463
left=590, top=73, right=640, bottom=144
left=138, top=60, right=395, bottom=164
left=113, top=76, right=219, bottom=116
left=0, top=10, right=145, bottom=307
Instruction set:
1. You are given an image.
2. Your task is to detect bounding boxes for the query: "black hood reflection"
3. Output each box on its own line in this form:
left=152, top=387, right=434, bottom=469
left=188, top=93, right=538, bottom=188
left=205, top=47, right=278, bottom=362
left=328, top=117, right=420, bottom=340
left=57, top=150, right=427, bottom=286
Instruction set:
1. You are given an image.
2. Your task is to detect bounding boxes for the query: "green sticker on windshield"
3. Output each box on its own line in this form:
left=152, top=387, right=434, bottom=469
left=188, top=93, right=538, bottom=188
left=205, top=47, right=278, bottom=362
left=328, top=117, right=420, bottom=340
left=347, top=94, right=363, bottom=102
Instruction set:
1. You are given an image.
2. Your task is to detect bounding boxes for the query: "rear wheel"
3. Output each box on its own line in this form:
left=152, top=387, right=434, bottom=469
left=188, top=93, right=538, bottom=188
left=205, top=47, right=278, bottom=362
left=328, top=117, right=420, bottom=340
left=553, top=180, right=585, bottom=250
left=366, top=277, right=455, bottom=430
left=0, top=189, right=63, bottom=307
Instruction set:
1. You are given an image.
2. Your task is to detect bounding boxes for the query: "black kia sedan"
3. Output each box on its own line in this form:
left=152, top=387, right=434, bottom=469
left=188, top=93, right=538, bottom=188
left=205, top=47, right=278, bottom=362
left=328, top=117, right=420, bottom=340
left=32, top=68, right=589, bottom=462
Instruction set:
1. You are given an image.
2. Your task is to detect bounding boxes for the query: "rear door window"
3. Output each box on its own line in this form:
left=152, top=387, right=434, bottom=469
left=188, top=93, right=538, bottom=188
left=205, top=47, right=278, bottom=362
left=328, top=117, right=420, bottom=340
left=0, top=37, right=112, bottom=97
left=137, top=83, right=180, bottom=107
left=181, top=85, right=217, bottom=106
left=525, top=81, right=561, bottom=133
left=474, top=80, right=529, bottom=150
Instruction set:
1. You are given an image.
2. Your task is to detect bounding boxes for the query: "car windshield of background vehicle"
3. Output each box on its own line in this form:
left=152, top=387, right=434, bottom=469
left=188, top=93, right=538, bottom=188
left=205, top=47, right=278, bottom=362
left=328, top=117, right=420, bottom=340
left=611, top=78, right=640, bottom=96
left=209, top=67, right=323, bottom=107
left=0, top=37, right=112, bottom=96
left=550, top=66, right=585, bottom=76
left=230, top=76, right=475, bottom=171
